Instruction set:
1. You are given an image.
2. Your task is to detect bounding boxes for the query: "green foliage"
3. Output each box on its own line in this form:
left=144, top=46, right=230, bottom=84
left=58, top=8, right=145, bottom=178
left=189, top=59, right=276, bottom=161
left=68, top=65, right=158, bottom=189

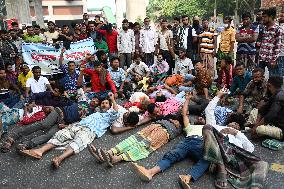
left=147, top=0, right=260, bottom=22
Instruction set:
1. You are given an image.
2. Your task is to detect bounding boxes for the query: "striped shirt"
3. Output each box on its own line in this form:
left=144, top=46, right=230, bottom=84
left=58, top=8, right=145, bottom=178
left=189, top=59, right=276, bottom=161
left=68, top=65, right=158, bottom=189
left=237, top=25, right=259, bottom=55
left=199, top=28, right=217, bottom=54
left=259, top=24, right=283, bottom=62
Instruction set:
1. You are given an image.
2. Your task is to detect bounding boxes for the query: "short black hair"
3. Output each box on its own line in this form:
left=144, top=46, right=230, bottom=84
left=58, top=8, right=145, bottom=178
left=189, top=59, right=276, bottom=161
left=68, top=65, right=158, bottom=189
left=95, top=15, right=100, bottom=18
left=235, top=62, right=245, bottom=68
left=262, top=8, right=277, bottom=19
left=124, top=112, right=139, bottom=125
left=202, top=18, right=209, bottom=22
left=242, top=12, right=251, bottom=19
left=224, top=16, right=232, bottom=22
left=122, top=19, right=128, bottom=23
left=147, top=103, right=156, bottom=114
left=67, top=61, right=75, bottom=65
left=26, top=26, right=33, bottom=30
left=47, top=21, right=55, bottom=26
left=96, top=50, right=106, bottom=60
left=53, top=82, right=65, bottom=94
left=32, top=66, right=41, bottom=72
left=110, top=56, right=120, bottom=63
left=11, top=22, right=18, bottom=26
left=100, top=98, right=112, bottom=107
left=160, top=19, right=168, bottom=23
left=226, top=113, right=246, bottom=130
left=144, top=17, right=150, bottom=21
left=173, top=17, right=180, bottom=22
left=133, top=22, right=140, bottom=27
left=33, top=24, right=40, bottom=29
left=181, top=15, right=188, bottom=19
left=96, top=33, right=103, bottom=40
left=133, top=53, right=141, bottom=60
left=268, top=76, right=283, bottom=89
left=155, top=95, right=167, bottom=102
left=252, top=68, right=264, bottom=75
left=62, top=25, right=68, bottom=28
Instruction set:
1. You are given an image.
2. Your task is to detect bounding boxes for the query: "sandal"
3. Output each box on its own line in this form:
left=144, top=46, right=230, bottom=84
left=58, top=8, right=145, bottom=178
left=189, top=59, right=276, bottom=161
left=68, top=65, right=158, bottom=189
left=179, top=175, right=191, bottom=189
left=100, top=149, right=113, bottom=167
left=215, top=172, right=228, bottom=189
left=87, top=144, right=105, bottom=163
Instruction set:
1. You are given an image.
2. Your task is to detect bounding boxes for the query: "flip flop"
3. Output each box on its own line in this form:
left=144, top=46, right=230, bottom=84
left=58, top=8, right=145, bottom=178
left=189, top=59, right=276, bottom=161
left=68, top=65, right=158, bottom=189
left=19, top=150, right=42, bottom=160
left=214, top=172, right=228, bottom=189
left=262, top=139, right=284, bottom=151
left=100, top=149, right=113, bottom=167
left=130, top=162, right=152, bottom=182
left=179, top=175, right=191, bottom=189
left=87, top=145, right=105, bottom=163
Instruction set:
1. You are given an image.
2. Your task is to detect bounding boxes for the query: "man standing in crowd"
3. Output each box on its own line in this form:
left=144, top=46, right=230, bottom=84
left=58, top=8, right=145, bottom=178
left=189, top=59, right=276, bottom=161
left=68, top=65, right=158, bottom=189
left=22, top=26, right=43, bottom=43
left=117, top=19, right=135, bottom=68
left=172, top=17, right=181, bottom=53
left=98, top=23, right=118, bottom=58
left=198, top=18, right=218, bottom=77
left=44, top=21, right=59, bottom=44
left=0, top=30, right=18, bottom=68
left=236, top=12, right=259, bottom=70
left=156, top=19, right=174, bottom=74
left=140, top=17, right=157, bottom=66
left=259, top=8, right=284, bottom=76
left=177, top=15, right=198, bottom=59
left=218, top=16, right=236, bottom=63
left=133, top=22, right=141, bottom=54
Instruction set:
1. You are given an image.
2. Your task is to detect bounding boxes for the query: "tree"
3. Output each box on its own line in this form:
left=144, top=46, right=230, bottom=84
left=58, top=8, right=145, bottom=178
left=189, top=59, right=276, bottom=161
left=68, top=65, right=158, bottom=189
left=32, top=0, right=44, bottom=28
left=147, top=0, right=260, bottom=22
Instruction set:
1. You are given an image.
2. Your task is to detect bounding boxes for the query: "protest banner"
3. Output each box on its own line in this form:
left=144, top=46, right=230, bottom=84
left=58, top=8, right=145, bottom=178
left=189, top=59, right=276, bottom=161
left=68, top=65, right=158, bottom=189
left=22, top=38, right=96, bottom=75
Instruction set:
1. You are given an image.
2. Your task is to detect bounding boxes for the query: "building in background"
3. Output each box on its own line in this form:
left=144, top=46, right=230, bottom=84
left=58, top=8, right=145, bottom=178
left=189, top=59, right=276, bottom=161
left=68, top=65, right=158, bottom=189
left=31, top=0, right=87, bottom=26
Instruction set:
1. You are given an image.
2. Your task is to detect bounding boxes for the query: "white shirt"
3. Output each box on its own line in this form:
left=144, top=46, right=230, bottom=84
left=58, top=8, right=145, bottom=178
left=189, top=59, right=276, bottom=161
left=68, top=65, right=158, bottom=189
left=140, top=27, right=157, bottom=53
left=112, top=105, right=143, bottom=128
left=26, top=76, right=50, bottom=94
left=117, top=29, right=135, bottom=53
left=127, top=61, right=150, bottom=76
left=174, top=55, right=194, bottom=75
left=178, top=26, right=197, bottom=49
left=205, top=96, right=255, bottom=153
left=44, top=31, right=59, bottom=44
left=158, top=30, right=173, bottom=50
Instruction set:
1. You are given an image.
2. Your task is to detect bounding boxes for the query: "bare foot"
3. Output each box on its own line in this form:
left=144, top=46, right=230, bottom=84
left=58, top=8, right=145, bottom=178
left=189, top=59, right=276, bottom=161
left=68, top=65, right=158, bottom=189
left=131, top=162, right=153, bottom=182
left=179, top=175, right=191, bottom=189
left=51, top=156, right=62, bottom=169
left=20, top=149, right=42, bottom=159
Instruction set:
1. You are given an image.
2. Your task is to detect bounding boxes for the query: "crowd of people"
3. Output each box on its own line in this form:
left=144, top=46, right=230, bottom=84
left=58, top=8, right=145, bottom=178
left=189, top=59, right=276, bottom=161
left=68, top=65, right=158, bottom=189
left=0, top=7, right=284, bottom=189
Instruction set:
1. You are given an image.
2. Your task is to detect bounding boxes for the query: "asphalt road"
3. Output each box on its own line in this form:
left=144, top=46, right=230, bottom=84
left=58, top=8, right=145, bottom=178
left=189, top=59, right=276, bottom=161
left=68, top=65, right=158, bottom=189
left=0, top=124, right=283, bottom=189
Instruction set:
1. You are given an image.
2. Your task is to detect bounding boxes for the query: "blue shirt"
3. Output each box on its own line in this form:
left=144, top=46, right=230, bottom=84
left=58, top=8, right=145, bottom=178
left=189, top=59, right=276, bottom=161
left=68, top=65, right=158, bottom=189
left=60, top=64, right=85, bottom=90
left=230, top=71, right=252, bottom=95
left=78, top=108, right=119, bottom=137
left=214, top=106, right=232, bottom=126
left=107, top=67, right=126, bottom=88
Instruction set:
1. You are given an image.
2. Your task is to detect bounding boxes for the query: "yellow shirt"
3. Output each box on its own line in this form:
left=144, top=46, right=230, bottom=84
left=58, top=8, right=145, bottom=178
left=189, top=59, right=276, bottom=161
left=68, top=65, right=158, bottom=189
left=220, top=27, right=236, bottom=53
left=18, top=71, right=33, bottom=88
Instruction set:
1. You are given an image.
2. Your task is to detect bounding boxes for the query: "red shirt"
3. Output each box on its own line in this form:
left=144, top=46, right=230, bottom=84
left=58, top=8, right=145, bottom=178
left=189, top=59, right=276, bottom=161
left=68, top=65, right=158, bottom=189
left=83, top=68, right=117, bottom=94
left=99, top=29, right=118, bottom=53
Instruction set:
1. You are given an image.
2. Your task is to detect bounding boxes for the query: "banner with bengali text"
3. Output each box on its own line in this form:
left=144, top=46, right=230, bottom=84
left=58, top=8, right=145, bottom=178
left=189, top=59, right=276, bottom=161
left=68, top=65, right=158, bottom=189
left=22, top=38, right=96, bottom=75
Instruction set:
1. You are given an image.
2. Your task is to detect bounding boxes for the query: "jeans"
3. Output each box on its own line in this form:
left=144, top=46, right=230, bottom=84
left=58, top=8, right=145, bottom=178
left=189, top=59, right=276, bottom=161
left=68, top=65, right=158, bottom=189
left=9, top=110, right=61, bottom=148
left=178, top=74, right=196, bottom=92
left=157, top=137, right=209, bottom=181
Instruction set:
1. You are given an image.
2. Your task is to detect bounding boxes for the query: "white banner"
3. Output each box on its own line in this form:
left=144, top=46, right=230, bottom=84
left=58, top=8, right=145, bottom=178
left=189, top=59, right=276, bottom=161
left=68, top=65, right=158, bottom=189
left=22, top=38, right=96, bottom=75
